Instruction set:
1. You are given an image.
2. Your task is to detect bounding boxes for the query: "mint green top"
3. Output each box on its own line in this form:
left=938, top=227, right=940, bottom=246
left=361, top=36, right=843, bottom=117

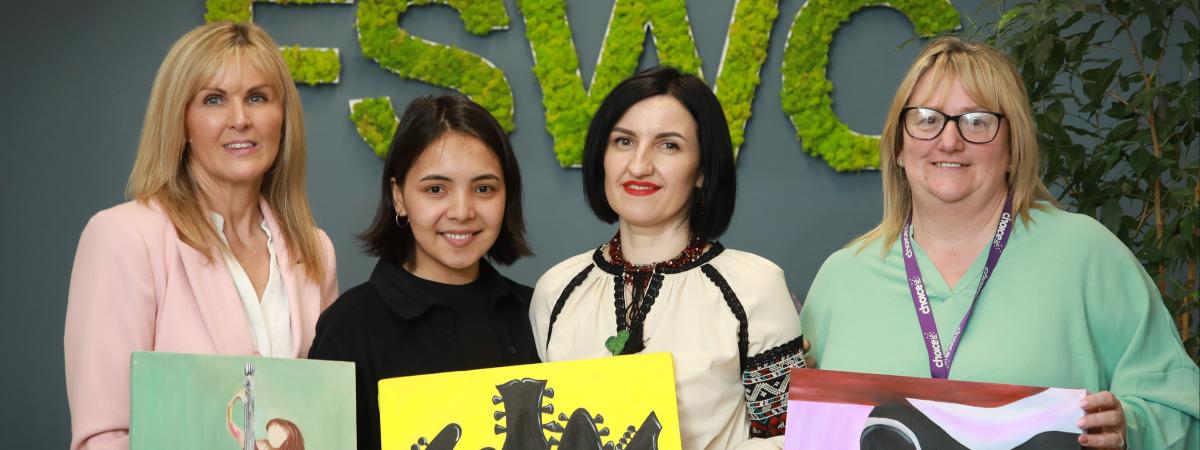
left=801, top=205, right=1199, bottom=449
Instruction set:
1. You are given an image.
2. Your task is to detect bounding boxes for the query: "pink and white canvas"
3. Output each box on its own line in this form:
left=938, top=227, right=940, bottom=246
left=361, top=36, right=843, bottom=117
left=784, top=369, right=1085, bottom=450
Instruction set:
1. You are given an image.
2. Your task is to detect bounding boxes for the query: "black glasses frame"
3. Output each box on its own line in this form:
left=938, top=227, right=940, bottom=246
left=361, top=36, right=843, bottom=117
left=900, top=106, right=1006, bottom=144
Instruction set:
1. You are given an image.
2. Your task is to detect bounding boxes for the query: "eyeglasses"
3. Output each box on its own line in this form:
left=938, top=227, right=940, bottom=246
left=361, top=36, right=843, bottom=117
left=900, top=107, right=1005, bottom=144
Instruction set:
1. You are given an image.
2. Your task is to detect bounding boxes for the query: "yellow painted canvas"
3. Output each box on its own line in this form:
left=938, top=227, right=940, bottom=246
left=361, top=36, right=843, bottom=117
left=378, top=353, right=681, bottom=450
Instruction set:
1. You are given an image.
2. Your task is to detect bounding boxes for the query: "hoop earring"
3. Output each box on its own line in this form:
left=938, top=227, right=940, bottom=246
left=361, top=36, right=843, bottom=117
left=394, top=213, right=409, bottom=228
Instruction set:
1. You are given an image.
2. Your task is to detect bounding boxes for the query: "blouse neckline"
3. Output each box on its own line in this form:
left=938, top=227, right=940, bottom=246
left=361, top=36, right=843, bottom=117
left=591, top=240, right=725, bottom=276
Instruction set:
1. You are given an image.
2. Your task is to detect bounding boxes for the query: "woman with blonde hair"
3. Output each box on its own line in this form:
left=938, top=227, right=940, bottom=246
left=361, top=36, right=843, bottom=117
left=801, top=37, right=1198, bottom=449
left=64, top=21, right=337, bottom=449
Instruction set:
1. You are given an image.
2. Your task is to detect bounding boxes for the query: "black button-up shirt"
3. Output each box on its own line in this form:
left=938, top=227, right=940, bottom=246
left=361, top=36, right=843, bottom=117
left=308, top=258, right=539, bottom=450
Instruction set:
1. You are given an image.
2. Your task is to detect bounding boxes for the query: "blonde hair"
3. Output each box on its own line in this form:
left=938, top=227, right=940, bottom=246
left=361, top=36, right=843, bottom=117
left=854, top=36, right=1053, bottom=253
left=127, top=21, right=324, bottom=279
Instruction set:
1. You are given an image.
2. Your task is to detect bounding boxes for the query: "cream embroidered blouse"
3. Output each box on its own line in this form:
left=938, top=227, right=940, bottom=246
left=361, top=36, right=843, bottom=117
left=531, top=243, right=804, bottom=450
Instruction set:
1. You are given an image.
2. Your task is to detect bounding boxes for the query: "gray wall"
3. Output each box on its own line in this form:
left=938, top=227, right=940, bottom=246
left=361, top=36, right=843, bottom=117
left=0, top=0, right=989, bottom=446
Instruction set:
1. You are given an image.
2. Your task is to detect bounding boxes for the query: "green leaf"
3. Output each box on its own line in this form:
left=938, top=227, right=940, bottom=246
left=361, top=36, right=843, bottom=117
left=1100, top=197, right=1124, bottom=233
left=604, top=330, right=630, bottom=355
left=1140, top=29, right=1164, bottom=61
left=1082, top=59, right=1121, bottom=100
left=997, top=4, right=1028, bottom=32
left=1128, top=147, right=1153, bottom=174
left=1105, top=119, right=1141, bottom=144
left=1034, top=37, right=1056, bottom=68
left=1045, top=100, right=1067, bottom=124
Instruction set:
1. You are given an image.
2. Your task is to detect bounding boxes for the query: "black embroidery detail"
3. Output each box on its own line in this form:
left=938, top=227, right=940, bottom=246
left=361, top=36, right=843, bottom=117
left=742, top=336, right=805, bottom=439
left=613, top=274, right=627, bottom=332
left=620, top=273, right=664, bottom=355
left=743, top=335, right=807, bottom=369
left=546, top=264, right=594, bottom=343
left=700, top=264, right=749, bottom=364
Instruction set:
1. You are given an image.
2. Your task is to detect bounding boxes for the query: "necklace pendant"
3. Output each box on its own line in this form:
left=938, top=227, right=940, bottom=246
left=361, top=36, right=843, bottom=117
left=604, top=330, right=631, bottom=355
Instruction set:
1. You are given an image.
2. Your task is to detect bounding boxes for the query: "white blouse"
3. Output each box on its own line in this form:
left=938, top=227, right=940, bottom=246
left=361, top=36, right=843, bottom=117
left=530, top=243, right=804, bottom=450
left=212, top=212, right=292, bottom=357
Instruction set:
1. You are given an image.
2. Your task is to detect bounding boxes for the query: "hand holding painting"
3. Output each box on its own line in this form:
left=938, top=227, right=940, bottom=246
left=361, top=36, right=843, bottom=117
left=1078, top=391, right=1127, bottom=449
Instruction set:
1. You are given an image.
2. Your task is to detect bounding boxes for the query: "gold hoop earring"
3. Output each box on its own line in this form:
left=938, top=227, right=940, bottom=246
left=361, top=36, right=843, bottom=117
left=394, top=214, right=409, bottom=228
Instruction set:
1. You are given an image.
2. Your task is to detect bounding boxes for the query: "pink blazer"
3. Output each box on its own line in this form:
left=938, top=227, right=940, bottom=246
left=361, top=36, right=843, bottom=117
left=63, top=199, right=338, bottom=450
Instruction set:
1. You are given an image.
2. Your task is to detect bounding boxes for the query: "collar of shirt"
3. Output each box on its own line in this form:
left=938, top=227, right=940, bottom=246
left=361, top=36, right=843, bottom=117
left=368, top=257, right=519, bottom=320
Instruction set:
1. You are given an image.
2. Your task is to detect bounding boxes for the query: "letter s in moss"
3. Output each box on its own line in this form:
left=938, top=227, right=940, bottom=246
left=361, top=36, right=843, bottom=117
left=780, top=0, right=958, bottom=172
left=205, top=0, right=349, bottom=85
left=353, top=0, right=514, bottom=157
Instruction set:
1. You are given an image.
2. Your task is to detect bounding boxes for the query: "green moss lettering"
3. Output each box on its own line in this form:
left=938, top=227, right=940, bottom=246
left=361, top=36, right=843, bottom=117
left=205, top=0, right=348, bottom=85
left=780, top=0, right=958, bottom=171
left=353, top=0, right=513, bottom=155
left=518, top=0, right=702, bottom=167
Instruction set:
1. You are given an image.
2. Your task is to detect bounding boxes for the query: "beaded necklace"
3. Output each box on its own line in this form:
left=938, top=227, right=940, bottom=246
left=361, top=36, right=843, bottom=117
left=603, top=231, right=707, bottom=355
left=606, top=231, right=707, bottom=291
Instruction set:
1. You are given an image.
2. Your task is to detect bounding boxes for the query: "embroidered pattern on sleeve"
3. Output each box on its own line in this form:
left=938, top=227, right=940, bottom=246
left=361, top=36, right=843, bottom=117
left=742, top=335, right=805, bottom=438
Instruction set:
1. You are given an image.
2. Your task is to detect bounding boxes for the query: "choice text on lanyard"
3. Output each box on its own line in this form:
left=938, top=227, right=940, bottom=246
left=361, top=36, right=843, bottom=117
left=901, top=192, right=1014, bottom=379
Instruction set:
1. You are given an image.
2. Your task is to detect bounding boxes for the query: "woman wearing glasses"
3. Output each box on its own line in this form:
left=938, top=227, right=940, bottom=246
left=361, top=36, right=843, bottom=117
left=801, top=37, right=1198, bottom=449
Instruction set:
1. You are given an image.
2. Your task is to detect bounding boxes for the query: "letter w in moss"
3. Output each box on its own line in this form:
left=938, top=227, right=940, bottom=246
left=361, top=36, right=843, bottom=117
left=518, top=0, right=703, bottom=167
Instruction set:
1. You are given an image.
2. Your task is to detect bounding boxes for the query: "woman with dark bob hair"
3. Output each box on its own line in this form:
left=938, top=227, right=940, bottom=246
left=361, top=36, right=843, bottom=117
left=309, top=95, right=537, bottom=450
left=530, top=66, right=804, bottom=450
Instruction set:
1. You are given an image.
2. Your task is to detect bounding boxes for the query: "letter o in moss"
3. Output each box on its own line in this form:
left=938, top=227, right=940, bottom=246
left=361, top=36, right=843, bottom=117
left=780, top=0, right=959, bottom=172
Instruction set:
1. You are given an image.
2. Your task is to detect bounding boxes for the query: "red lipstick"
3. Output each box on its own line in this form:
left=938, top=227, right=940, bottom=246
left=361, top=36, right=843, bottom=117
left=622, top=180, right=661, bottom=197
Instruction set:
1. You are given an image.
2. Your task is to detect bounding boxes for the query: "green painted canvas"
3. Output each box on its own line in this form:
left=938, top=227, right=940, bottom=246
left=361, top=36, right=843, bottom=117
left=130, top=352, right=355, bottom=450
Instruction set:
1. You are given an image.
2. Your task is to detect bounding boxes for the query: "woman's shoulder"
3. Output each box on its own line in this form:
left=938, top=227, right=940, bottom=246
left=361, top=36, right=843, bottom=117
left=319, top=281, right=385, bottom=324
left=709, top=247, right=785, bottom=279
left=706, top=247, right=794, bottom=307
left=488, top=268, right=535, bottom=304
left=534, top=249, right=598, bottom=287
left=1026, top=204, right=1110, bottom=233
left=80, top=199, right=175, bottom=246
left=1023, top=204, right=1130, bottom=255
left=821, top=236, right=892, bottom=272
left=88, top=199, right=170, bottom=229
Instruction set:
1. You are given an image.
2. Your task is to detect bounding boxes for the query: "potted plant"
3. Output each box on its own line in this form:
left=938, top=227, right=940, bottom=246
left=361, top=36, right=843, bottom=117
left=979, top=0, right=1198, bottom=361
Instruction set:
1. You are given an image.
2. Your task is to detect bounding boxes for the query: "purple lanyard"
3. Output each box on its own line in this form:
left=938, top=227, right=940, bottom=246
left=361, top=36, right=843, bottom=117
left=901, top=192, right=1014, bottom=379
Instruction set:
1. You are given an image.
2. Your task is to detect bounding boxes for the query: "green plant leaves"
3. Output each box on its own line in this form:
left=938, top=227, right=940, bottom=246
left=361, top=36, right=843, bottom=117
left=1082, top=60, right=1122, bottom=103
left=984, top=0, right=1199, bottom=360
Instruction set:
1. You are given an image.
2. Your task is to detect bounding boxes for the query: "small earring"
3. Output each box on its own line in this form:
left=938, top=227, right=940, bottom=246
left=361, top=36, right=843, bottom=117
left=897, top=159, right=905, bottom=167
left=394, top=213, right=409, bottom=228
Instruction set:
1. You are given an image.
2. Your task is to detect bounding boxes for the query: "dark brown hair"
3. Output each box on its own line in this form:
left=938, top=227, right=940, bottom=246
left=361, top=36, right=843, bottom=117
left=359, top=95, right=531, bottom=265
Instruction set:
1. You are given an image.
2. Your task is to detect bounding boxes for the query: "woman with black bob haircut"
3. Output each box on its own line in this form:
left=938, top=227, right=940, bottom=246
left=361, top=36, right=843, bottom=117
left=309, top=95, right=537, bottom=450
left=582, top=68, right=737, bottom=240
left=530, top=66, right=805, bottom=450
